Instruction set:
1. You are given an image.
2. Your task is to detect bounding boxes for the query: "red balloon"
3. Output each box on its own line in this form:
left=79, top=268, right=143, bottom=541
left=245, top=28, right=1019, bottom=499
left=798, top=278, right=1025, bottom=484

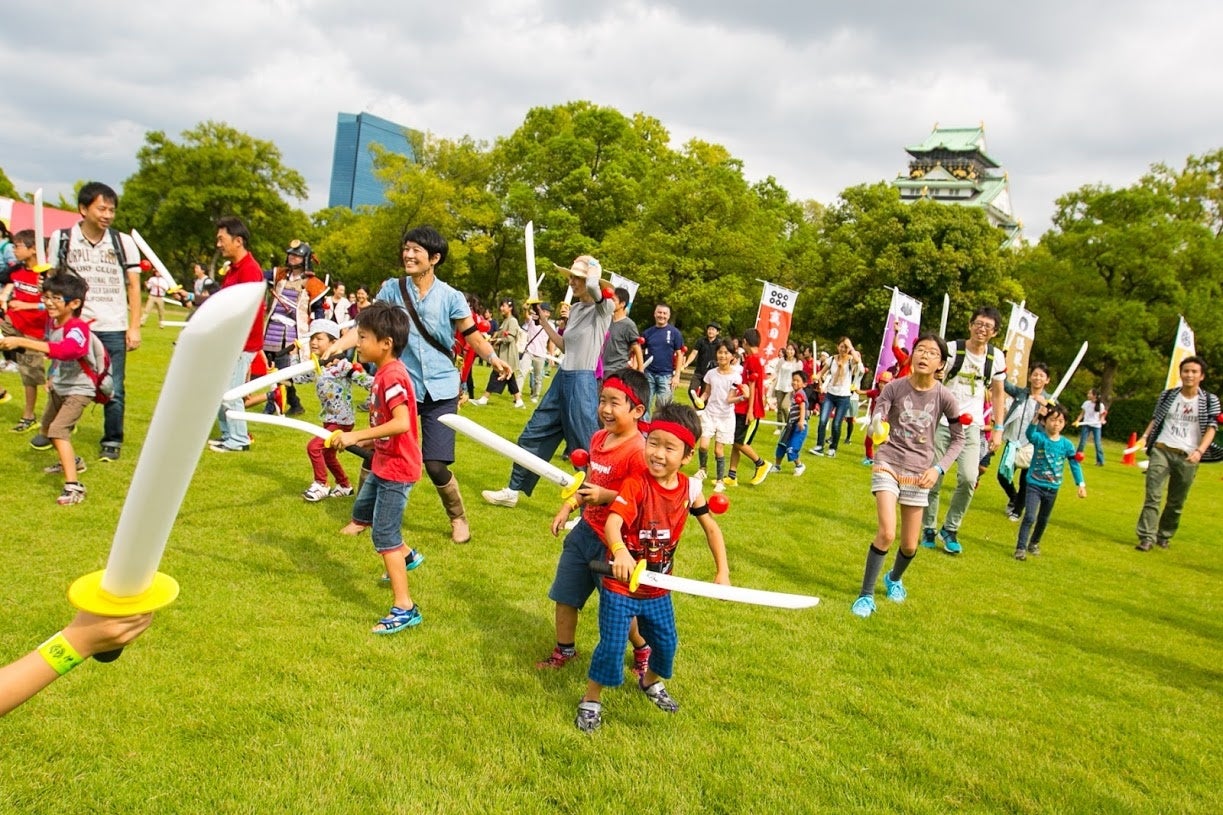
left=570, top=449, right=589, bottom=468
left=1074, top=452, right=1085, bottom=462
left=707, top=493, right=729, bottom=514
left=958, top=413, right=973, bottom=426
left=476, top=317, right=491, bottom=333
left=601, top=286, right=615, bottom=301
left=139, top=259, right=153, bottom=272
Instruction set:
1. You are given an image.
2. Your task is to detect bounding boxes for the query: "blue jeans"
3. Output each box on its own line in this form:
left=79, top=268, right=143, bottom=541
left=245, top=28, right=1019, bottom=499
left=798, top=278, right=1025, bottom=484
left=816, top=394, right=851, bottom=450
left=1077, top=425, right=1103, bottom=465
left=775, top=425, right=809, bottom=463
left=547, top=518, right=605, bottom=609
left=352, top=473, right=414, bottom=551
left=96, top=331, right=127, bottom=449
left=1017, top=481, right=1059, bottom=549
left=508, top=369, right=599, bottom=496
left=216, top=351, right=255, bottom=449
left=645, top=371, right=674, bottom=420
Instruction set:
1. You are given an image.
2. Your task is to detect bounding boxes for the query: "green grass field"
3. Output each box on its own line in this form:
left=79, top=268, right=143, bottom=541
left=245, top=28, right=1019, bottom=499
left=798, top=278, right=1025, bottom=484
left=2, top=321, right=1220, bottom=814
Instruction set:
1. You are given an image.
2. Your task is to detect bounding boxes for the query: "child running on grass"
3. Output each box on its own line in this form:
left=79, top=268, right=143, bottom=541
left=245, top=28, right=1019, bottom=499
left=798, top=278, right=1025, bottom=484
left=0, top=273, right=95, bottom=505
left=1014, top=403, right=1087, bottom=560
left=772, top=370, right=809, bottom=475
left=332, top=302, right=424, bottom=634
left=540, top=368, right=652, bottom=674
left=693, top=339, right=742, bottom=491
left=295, top=318, right=374, bottom=502
left=0, top=230, right=48, bottom=430
left=852, top=334, right=964, bottom=618
left=576, top=402, right=729, bottom=733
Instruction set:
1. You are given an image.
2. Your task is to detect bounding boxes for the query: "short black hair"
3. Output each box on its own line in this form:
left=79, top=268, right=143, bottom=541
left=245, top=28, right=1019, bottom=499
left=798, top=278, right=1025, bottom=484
left=602, top=367, right=649, bottom=407
left=401, top=225, right=448, bottom=267
left=1180, top=355, right=1206, bottom=377
left=913, top=332, right=949, bottom=362
left=970, top=306, right=1002, bottom=330
left=44, top=272, right=88, bottom=316
left=791, top=370, right=808, bottom=385
left=614, top=287, right=631, bottom=307
left=78, top=181, right=118, bottom=211
left=1044, top=402, right=1070, bottom=423
left=651, top=401, right=701, bottom=455
left=743, top=328, right=761, bottom=347
left=356, top=301, right=410, bottom=358
left=215, top=216, right=251, bottom=248
left=12, top=229, right=36, bottom=248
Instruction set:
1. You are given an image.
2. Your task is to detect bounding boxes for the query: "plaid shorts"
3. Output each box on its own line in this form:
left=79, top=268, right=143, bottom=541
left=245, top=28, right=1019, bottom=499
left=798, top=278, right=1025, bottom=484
left=588, top=586, right=678, bottom=688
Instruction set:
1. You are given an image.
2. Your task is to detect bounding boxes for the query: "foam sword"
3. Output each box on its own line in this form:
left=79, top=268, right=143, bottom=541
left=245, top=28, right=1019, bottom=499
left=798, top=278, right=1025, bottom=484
left=1048, top=341, right=1089, bottom=405
left=587, top=559, right=820, bottom=610
left=439, top=413, right=584, bottom=500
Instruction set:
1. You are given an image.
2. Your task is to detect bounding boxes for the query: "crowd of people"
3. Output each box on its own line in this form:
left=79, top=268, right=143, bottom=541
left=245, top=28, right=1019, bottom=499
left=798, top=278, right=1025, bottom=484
left=2, top=193, right=1219, bottom=721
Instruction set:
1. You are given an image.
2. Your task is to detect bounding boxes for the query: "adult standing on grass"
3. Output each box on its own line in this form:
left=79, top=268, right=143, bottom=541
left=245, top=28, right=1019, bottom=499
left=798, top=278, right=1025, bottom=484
left=810, top=337, right=863, bottom=458
left=210, top=216, right=267, bottom=453
left=681, top=321, right=722, bottom=406
left=920, top=307, right=1007, bottom=555
left=1134, top=355, right=1220, bottom=552
left=39, top=182, right=142, bottom=463
left=852, top=334, right=964, bottom=618
left=472, top=298, right=525, bottom=407
left=1074, top=388, right=1108, bottom=466
left=482, top=255, right=613, bottom=509
left=640, top=302, right=684, bottom=418
left=325, top=226, right=510, bottom=543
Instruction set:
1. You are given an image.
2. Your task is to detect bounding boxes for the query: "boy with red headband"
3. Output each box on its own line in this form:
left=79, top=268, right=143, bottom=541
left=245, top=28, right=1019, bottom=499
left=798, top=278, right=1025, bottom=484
left=575, top=402, right=730, bottom=733
left=539, top=368, right=651, bottom=673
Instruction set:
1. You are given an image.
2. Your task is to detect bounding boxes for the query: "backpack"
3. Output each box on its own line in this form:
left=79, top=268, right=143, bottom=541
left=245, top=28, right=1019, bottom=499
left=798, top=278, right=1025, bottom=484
left=944, top=340, right=995, bottom=381
left=78, top=332, right=115, bottom=405
left=56, top=226, right=132, bottom=273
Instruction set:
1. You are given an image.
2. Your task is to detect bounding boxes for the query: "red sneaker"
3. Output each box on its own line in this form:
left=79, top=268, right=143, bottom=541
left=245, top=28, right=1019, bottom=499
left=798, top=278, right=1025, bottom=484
left=536, top=646, right=577, bottom=669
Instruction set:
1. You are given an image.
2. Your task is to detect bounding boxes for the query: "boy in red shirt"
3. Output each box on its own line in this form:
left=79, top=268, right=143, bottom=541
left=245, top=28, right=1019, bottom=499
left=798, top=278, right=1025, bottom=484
left=0, top=230, right=48, bottom=430
left=332, top=303, right=424, bottom=634
left=727, top=328, right=771, bottom=487
left=575, top=402, right=730, bottom=733
left=539, top=368, right=651, bottom=673
left=0, top=273, right=94, bottom=504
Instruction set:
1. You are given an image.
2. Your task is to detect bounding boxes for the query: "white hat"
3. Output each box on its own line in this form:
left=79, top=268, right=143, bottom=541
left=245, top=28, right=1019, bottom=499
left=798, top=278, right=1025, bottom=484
left=307, top=318, right=340, bottom=339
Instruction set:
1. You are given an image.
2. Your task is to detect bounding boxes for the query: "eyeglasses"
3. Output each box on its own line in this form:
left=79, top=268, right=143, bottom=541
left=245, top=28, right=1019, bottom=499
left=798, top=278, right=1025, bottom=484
left=912, top=347, right=942, bottom=358
left=41, top=293, right=65, bottom=303
left=970, top=321, right=996, bottom=331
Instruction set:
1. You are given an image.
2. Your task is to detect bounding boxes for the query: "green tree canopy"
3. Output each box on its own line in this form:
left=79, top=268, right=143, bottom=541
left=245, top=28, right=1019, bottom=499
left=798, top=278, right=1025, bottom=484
left=0, top=166, right=19, bottom=200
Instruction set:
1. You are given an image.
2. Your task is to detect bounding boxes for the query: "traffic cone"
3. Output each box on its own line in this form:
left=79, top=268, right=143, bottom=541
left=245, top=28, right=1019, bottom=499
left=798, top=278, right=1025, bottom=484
left=1122, top=432, right=1137, bottom=466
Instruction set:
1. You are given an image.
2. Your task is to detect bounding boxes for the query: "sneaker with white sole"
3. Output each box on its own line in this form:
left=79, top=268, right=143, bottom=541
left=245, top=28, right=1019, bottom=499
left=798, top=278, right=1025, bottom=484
left=794, top=462, right=806, bottom=477
left=640, top=678, right=679, bottom=712
left=481, top=487, right=519, bottom=507
left=329, top=484, right=354, bottom=498
left=302, top=481, right=330, bottom=502
left=471, top=396, right=489, bottom=406
left=826, top=448, right=837, bottom=459
left=769, top=464, right=782, bottom=474
left=883, top=573, right=906, bottom=603
left=810, top=446, right=824, bottom=456
left=575, top=700, right=602, bottom=732
left=693, top=468, right=707, bottom=481
left=44, top=456, right=87, bottom=475
left=57, top=482, right=86, bottom=505
left=851, top=595, right=876, bottom=618
left=513, top=400, right=525, bottom=408
left=713, top=480, right=725, bottom=493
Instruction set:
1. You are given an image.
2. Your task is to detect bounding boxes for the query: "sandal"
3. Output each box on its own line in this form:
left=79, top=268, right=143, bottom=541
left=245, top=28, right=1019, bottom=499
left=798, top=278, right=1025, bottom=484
left=371, top=604, right=422, bottom=635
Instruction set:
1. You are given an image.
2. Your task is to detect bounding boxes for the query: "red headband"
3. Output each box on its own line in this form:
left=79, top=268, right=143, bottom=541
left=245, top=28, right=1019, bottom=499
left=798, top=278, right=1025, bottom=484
left=602, top=376, right=643, bottom=407
left=644, top=420, right=696, bottom=448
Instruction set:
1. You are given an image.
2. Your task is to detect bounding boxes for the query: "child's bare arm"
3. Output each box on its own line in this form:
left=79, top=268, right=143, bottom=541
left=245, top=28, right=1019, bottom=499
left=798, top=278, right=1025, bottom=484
left=333, top=402, right=410, bottom=450
left=0, top=336, right=48, bottom=354
left=692, top=503, right=730, bottom=585
left=604, top=515, right=636, bottom=581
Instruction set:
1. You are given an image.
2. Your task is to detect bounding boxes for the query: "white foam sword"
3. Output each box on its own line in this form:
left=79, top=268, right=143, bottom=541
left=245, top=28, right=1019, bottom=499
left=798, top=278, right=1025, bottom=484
left=1048, top=341, right=1088, bottom=405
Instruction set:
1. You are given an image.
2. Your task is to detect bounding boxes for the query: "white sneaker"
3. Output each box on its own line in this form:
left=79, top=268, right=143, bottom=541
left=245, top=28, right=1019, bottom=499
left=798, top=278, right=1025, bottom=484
left=769, top=464, right=782, bottom=474
left=302, top=482, right=330, bottom=502
left=794, top=462, right=806, bottom=477
left=482, top=487, right=519, bottom=507
left=713, top=480, right=726, bottom=493
left=773, top=429, right=781, bottom=435
left=827, top=449, right=837, bottom=458
left=472, top=397, right=489, bottom=406
left=810, top=446, right=824, bottom=456
left=329, top=484, right=354, bottom=498
left=694, top=468, right=707, bottom=481
left=513, top=400, right=525, bottom=408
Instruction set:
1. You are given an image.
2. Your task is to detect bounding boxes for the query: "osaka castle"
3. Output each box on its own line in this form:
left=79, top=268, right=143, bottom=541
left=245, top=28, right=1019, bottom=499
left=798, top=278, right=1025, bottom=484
left=892, top=124, right=1023, bottom=247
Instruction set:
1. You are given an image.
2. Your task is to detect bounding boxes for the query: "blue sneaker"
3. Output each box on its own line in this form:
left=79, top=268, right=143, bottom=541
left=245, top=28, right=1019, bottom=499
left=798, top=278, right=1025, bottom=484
left=371, top=604, right=422, bottom=635
left=883, top=573, right=907, bottom=603
left=851, top=595, right=876, bottom=618
left=920, top=528, right=937, bottom=549
left=939, top=528, right=962, bottom=555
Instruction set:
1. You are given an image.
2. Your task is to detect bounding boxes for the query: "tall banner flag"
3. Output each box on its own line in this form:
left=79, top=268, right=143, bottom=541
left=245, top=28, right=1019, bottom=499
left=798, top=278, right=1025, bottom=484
left=1003, top=303, right=1038, bottom=390
left=754, top=282, right=799, bottom=369
left=874, top=288, right=922, bottom=386
left=1165, top=316, right=1195, bottom=389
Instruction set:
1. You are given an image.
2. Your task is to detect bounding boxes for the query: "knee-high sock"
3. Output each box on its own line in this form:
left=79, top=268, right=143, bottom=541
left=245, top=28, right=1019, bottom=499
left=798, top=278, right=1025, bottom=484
left=860, top=545, right=888, bottom=597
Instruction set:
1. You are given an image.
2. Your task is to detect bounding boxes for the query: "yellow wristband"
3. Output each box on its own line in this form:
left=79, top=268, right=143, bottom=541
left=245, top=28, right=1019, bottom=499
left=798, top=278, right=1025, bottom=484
left=610, top=543, right=627, bottom=555
left=38, top=631, right=85, bottom=676
left=566, top=497, right=580, bottom=510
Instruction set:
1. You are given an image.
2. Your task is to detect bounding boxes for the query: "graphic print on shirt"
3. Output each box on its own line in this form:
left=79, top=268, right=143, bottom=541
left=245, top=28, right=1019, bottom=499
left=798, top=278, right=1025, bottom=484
left=898, top=395, right=937, bottom=443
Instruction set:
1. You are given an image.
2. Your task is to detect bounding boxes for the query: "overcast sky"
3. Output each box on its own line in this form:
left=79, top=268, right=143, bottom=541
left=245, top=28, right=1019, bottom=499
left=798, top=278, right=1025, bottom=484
left=4, top=1, right=1220, bottom=237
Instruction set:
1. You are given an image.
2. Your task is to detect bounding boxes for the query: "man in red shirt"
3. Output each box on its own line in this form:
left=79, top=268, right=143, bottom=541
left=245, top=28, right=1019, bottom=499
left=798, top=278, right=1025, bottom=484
left=210, top=216, right=267, bottom=452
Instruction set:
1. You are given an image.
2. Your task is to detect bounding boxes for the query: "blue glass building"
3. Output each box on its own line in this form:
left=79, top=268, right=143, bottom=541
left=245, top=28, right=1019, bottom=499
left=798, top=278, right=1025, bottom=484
left=327, top=112, right=415, bottom=209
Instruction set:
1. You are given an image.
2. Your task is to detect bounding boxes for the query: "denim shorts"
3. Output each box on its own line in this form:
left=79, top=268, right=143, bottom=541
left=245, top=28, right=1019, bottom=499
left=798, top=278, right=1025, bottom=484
left=548, top=519, right=607, bottom=609
left=352, top=472, right=414, bottom=552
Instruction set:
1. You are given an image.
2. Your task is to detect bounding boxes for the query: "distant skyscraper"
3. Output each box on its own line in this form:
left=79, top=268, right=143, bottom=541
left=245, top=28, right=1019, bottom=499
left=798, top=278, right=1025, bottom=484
left=328, top=112, right=416, bottom=209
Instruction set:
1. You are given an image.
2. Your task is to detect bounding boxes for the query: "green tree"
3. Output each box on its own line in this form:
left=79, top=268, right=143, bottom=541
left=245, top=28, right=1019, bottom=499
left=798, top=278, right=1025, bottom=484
left=0, top=166, right=19, bottom=200
left=116, top=121, right=310, bottom=278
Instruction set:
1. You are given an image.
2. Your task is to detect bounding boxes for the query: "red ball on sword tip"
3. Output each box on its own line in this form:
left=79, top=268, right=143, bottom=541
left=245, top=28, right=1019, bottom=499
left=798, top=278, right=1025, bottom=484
left=569, top=449, right=589, bottom=468
left=707, top=493, right=729, bottom=514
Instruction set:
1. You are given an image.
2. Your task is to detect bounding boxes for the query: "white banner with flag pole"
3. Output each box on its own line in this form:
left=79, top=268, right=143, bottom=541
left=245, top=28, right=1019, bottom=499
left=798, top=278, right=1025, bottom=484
left=1165, top=316, right=1196, bottom=390
left=1003, top=302, right=1038, bottom=390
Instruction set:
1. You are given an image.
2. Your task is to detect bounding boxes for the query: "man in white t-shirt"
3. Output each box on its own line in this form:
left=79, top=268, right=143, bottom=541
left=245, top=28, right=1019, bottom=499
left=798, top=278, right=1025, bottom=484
left=35, top=182, right=142, bottom=462
left=1134, top=356, right=1220, bottom=551
left=921, top=307, right=1007, bottom=555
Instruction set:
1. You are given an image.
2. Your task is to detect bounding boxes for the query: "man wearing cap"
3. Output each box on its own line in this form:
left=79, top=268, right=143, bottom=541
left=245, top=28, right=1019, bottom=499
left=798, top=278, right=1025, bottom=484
left=640, top=303, right=685, bottom=419
left=600, top=286, right=643, bottom=377
left=482, top=255, right=614, bottom=508
left=680, top=321, right=722, bottom=405
left=323, top=225, right=510, bottom=543
left=522, top=301, right=554, bottom=402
